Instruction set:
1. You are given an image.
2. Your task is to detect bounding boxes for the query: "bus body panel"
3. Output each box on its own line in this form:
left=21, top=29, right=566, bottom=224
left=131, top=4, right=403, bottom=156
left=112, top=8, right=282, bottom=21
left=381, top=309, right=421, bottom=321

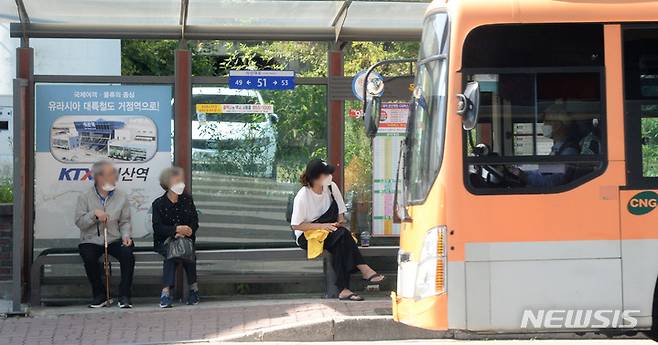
left=621, top=189, right=658, bottom=321
left=394, top=0, right=658, bottom=332
left=465, top=252, right=622, bottom=331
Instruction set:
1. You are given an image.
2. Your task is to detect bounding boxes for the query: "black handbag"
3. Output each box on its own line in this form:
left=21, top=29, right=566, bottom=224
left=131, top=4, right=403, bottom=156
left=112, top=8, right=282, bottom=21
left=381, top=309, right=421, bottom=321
left=165, top=236, right=195, bottom=262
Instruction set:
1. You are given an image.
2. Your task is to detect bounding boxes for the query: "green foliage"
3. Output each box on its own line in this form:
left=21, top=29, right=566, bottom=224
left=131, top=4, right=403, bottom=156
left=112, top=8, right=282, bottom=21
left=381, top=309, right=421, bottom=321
left=642, top=117, right=658, bottom=177
left=344, top=41, right=419, bottom=76
left=344, top=100, right=372, bottom=195
left=216, top=41, right=327, bottom=77
left=235, top=283, right=249, bottom=295
left=121, top=40, right=215, bottom=76
left=0, top=177, right=12, bottom=203
left=263, top=86, right=328, bottom=181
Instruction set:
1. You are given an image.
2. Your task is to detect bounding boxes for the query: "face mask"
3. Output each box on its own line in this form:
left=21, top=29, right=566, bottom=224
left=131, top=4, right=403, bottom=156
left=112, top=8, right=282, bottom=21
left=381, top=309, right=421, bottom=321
left=541, top=124, right=553, bottom=138
left=322, top=175, right=333, bottom=187
left=170, top=182, right=185, bottom=195
left=101, top=183, right=116, bottom=192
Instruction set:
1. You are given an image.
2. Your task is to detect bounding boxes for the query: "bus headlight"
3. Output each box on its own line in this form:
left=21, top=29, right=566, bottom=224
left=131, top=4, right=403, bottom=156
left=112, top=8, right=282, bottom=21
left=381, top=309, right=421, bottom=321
left=397, top=226, right=447, bottom=300
left=414, top=226, right=447, bottom=299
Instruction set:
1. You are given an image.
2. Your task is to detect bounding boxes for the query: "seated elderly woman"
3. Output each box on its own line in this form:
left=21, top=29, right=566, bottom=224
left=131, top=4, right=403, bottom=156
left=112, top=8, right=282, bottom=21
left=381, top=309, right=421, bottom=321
left=291, top=159, right=384, bottom=301
left=152, top=166, right=199, bottom=308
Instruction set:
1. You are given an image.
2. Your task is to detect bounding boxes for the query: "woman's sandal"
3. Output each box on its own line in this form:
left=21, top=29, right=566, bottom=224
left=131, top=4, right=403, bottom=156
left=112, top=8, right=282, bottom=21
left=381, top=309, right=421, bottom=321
left=363, top=273, right=385, bottom=283
left=339, top=293, right=364, bottom=301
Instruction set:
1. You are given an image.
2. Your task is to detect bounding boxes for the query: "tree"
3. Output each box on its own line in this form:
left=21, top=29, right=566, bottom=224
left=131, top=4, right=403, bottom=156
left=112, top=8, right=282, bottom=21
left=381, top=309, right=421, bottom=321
left=121, top=40, right=215, bottom=76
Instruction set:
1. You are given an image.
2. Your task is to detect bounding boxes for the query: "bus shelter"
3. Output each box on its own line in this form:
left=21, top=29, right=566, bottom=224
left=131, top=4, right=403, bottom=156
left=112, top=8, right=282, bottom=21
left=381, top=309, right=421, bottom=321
left=3, top=0, right=426, bottom=311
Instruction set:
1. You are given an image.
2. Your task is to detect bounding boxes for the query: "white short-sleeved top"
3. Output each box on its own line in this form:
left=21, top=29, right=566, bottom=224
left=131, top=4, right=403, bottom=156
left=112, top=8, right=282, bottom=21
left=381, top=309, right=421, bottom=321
left=290, top=181, right=347, bottom=240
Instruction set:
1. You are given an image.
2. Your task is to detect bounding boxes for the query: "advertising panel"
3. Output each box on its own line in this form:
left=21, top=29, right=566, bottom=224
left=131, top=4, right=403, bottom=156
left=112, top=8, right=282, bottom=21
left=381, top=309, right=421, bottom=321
left=372, top=103, right=409, bottom=237
left=34, top=84, right=172, bottom=247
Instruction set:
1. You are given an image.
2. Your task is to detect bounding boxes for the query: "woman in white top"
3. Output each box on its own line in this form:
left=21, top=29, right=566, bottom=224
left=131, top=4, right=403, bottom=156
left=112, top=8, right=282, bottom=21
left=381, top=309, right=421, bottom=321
left=291, top=159, right=384, bottom=301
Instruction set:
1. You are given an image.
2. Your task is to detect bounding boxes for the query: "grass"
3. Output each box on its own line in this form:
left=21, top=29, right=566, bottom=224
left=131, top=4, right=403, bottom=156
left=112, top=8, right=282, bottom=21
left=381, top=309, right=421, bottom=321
left=0, top=178, right=12, bottom=203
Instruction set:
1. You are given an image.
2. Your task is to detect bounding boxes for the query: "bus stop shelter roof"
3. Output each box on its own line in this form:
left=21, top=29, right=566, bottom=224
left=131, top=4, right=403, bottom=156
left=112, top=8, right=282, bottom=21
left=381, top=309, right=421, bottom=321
left=4, top=0, right=429, bottom=41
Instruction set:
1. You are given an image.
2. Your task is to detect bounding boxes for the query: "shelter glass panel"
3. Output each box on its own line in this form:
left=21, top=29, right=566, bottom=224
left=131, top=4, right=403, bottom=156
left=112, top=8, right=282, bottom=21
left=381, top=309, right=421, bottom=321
left=191, top=83, right=328, bottom=247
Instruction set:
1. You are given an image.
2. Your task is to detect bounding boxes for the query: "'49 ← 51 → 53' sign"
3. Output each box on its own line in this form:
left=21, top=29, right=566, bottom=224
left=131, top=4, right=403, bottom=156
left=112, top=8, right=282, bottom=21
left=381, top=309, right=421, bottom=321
left=229, top=70, right=295, bottom=90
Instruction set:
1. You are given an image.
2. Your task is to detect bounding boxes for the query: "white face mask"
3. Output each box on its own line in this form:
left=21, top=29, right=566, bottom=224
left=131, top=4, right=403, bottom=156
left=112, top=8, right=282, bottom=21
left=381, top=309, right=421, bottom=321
left=322, top=175, right=333, bottom=187
left=170, top=182, right=186, bottom=195
left=101, top=183, right=116, bottom=192
left=541, top=124, right=553, bottom=138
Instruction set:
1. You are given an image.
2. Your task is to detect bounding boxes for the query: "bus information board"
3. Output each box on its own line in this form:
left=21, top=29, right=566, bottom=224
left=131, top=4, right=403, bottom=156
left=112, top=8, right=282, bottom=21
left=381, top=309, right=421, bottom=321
left=229, top=70, right=295, bottom=90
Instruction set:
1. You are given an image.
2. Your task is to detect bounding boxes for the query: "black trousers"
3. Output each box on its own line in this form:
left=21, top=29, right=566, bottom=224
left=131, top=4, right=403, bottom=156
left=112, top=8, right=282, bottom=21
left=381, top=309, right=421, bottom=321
left=298, top=228, right=365, bottom=291
left=162, top=257, right=198, bottom=288
left=79, top=241, right=135, bottom=299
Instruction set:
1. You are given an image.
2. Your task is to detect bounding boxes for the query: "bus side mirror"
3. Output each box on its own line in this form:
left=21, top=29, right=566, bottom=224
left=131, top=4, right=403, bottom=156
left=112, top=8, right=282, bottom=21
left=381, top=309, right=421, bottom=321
left=457, top=81, right=480, bottom=131
left=364, top=96, right=382, bottom=138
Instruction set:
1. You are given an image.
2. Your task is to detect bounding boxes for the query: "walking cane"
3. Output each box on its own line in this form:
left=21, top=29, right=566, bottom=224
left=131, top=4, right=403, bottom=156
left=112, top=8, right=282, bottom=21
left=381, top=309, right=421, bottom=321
left=103, top=220, right=111, bottom=305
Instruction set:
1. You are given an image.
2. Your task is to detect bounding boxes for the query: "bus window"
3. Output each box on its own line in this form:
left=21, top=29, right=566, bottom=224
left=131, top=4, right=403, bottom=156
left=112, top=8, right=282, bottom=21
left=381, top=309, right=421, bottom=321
left=462, top=24, right=606, bottom=193
left=624, top=28, right=658, bottom=186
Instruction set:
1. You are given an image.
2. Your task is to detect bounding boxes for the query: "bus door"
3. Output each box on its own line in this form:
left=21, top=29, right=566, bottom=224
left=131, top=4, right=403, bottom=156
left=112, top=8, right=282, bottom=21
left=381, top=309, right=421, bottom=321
left=620, top=27, right=658, bottom=326
left=459, top=24, right=623, bottom=330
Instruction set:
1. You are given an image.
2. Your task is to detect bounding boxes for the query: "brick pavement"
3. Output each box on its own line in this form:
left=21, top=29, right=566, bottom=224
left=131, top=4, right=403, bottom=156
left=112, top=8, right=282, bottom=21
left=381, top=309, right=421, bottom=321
left=0, top=298, right=391, bottom=345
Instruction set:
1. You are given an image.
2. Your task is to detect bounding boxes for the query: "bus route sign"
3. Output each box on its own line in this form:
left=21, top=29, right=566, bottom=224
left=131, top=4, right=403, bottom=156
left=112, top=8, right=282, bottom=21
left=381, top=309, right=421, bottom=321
left=229, top=70, right=295, bottom=90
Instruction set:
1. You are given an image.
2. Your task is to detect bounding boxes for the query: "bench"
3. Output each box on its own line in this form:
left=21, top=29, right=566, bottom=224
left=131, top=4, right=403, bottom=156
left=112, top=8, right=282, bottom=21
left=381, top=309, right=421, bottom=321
left=30, top=245, right=398, bottom=306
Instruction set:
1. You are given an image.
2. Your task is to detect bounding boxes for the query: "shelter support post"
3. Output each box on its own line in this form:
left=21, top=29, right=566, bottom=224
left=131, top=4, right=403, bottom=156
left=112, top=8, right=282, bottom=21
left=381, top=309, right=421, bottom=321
left=14, top=47, right=34, bottom=309
left=174, top=48, right=192, bottom=302
left=327, top=44, right=345, bottom=191
left=325, top=44, right=344, bottom=298
left=174, top=49, right=192, bottom=190
left=12, top=79, right=27, bottom=312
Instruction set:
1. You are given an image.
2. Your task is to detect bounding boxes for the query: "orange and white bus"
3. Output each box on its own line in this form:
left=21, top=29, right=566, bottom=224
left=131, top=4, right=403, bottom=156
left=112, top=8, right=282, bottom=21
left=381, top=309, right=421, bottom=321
left=363, top=0, right=658, bottom=334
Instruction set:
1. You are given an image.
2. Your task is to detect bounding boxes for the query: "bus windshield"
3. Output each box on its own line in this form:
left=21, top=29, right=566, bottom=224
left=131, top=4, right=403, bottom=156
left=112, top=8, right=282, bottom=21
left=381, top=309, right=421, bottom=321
left=405, top=12, right=449, bottom=204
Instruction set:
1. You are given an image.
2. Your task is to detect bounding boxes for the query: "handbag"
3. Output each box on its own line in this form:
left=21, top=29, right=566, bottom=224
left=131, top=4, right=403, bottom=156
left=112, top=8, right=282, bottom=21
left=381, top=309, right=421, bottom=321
left=165, top=236, right=195, bottom=262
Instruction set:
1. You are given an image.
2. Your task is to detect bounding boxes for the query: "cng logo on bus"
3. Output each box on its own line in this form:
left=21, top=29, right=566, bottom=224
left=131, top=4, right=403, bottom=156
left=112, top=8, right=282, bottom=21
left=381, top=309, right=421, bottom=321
left=627, top=191, right=658, bottom=215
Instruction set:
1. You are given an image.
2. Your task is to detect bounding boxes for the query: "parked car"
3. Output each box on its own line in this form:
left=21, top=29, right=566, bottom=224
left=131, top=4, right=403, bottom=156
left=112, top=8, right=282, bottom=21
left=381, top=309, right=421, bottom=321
left=190, top=87, right=278, bottom=178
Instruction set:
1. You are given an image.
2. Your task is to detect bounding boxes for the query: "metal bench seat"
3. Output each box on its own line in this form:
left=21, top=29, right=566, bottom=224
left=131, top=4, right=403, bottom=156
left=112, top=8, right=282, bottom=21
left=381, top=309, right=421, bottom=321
left=30, top=246, right=398, bottom=305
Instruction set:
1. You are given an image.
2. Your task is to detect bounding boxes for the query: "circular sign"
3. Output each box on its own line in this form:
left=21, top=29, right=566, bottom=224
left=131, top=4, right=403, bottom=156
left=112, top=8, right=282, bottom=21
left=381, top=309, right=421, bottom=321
left=352, top=69, right=384, bottom=101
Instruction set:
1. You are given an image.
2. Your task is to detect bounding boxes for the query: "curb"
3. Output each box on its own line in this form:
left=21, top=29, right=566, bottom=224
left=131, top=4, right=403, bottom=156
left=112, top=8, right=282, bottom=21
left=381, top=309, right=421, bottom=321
left=213, top=316, right=650, bottom=343
left=219, top=316, right=450, bottom=342
left=123, top=316, right=652, bottom=344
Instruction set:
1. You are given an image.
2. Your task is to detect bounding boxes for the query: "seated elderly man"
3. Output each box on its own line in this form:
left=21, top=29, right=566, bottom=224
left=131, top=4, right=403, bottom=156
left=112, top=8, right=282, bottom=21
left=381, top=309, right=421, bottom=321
left=75, top=160, right=135, bottom=308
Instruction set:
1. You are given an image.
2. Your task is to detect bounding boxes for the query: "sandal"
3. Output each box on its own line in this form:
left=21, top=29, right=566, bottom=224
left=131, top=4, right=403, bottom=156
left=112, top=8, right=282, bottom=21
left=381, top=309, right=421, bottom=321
left=363, top=273, right=385, bottom=283
left=339, top=293, right=364, bottom=301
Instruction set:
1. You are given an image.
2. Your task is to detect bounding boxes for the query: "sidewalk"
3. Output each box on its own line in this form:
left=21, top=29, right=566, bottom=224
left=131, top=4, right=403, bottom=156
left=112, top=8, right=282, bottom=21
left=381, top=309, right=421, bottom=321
left=1, top=297, right=650, bottom=344
left=0, top=298, right=393, bottom=345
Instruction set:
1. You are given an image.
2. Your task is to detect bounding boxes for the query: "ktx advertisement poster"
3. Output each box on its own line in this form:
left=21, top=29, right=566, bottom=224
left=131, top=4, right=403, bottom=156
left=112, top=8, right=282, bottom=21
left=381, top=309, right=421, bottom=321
left=34, top=84, right=172, bottom=250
